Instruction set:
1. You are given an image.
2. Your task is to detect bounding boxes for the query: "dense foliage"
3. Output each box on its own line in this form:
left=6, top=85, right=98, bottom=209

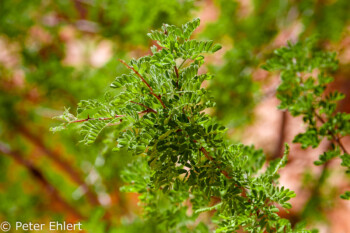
left=1, top=0, right=350, bottom=232
left=53, top=19, right=312, bottom=233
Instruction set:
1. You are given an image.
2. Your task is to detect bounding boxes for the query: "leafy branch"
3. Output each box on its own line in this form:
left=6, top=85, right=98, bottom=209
left=264, top=38, right=350, bottom=199
left=53, top=18, right=308, bottom=232
left=119, top=59, right=167, bottom=108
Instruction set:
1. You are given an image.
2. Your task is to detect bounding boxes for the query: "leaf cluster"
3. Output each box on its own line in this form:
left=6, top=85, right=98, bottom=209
left=53, top=19, right=309, bottom=232
left=264, top=39, right=350, bottom=198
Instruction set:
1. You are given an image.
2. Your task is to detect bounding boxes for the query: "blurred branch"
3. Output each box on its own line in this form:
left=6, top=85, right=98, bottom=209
left=272, top=111, right=287, bottom=159
left=73, top=0, right=87, bottom=19
left=0, top=142, right=85, bottom=220
left=16, top=124, right=100, bottom=206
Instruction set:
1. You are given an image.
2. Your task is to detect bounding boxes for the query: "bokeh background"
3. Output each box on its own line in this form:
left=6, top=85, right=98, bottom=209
left=1, top=0, right=350, bottom=232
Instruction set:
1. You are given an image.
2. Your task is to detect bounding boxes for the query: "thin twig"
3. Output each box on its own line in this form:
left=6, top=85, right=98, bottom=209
left=69, top=115, right=125, bottom=124
left=130, top=101, right=157, bottom=113
left=315, top=113, right=348, bottom=154
left=178, top=59, right=187, bottom=69
left=183, top=112, right=232, bottom=180
left=199, top=146, right=231, bottom=179
left=174, top=65, right=179, bottom=88
left=199, top=145, right=247, bottom=196
left=68, top=110, right=152, bottom=124
left=119, top=59, right=166, bottom=108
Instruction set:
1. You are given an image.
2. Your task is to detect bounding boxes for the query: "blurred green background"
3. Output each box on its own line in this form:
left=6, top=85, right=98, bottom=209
left=1, top=0, right=350, bottom=232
